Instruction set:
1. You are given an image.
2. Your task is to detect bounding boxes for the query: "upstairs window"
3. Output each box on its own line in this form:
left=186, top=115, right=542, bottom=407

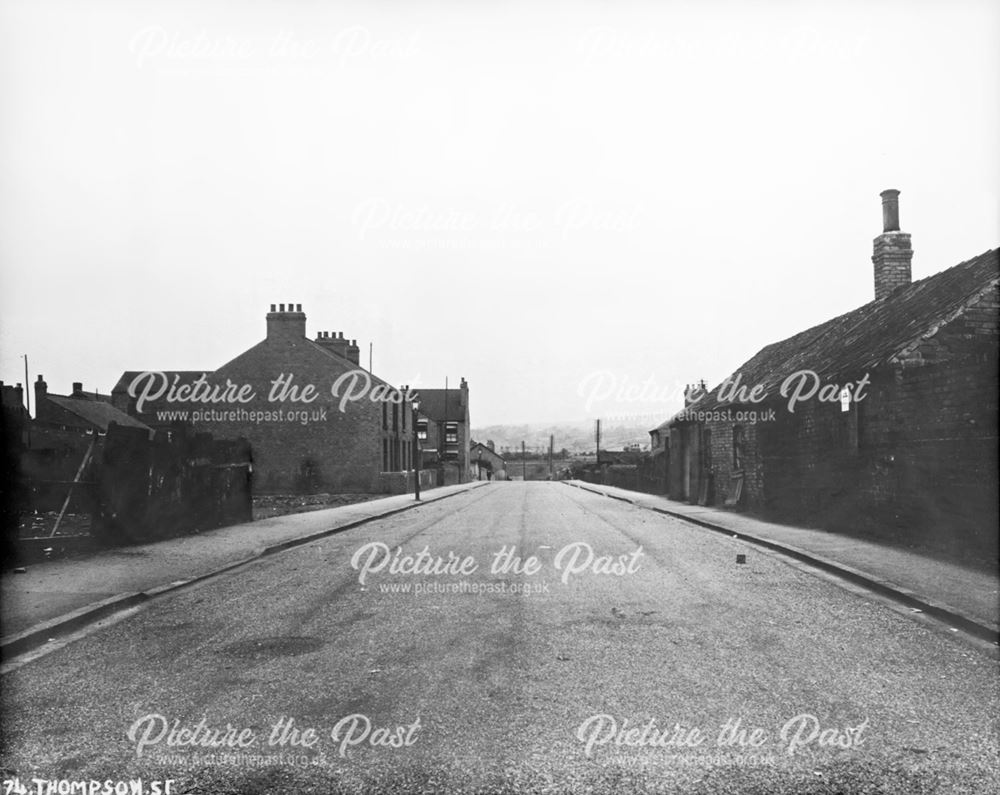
left=417, top=420, right=428, bottom=441
left=445, top=422, right=458, bottom=444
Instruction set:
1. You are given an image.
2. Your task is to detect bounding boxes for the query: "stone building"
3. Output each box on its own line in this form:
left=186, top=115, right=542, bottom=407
left=113, top=304, right=414, bottom=494
left=655, top=190, right=998, bottom=545
left=470, top=440, right=506, bottom=480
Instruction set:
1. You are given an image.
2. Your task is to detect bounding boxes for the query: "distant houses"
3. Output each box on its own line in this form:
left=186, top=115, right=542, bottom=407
left=33, top=377, right=151, bottom=440
left=470, top=440, right=506, bottom=480
left=650, top=190, right=998, bottom=544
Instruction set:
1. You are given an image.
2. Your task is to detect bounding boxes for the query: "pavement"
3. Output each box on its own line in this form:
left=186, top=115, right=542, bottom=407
left=1, top=481, right=487, bottom=656
left=566, top=480, right=999, bottom=642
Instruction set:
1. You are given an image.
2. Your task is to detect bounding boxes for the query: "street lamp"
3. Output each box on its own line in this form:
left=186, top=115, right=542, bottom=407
left=412, top=397, right=421, bottom=501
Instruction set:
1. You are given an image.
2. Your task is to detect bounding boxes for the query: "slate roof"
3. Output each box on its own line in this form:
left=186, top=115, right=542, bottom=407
left=305, top=342, right=399, bottom=392
left=657, top=247, right=999, bottom=426
left=416, top=388, right=468, bottom=422
left=45, top=395, right=152, bottom=432
left=470, top=441, right=505, bottom=463
left=112, top=371, right=209, bottom=396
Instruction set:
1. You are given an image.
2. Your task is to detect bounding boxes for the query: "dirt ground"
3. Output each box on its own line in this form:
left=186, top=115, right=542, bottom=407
left=251, top=492, right=381, bottom=521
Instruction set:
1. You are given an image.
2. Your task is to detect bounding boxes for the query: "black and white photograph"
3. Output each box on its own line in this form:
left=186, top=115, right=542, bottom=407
left=1, top=1, right=998, bottom=793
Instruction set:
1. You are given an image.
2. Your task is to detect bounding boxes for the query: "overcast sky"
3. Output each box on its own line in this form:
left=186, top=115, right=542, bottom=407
left=1, top=0, right=997, bottom=428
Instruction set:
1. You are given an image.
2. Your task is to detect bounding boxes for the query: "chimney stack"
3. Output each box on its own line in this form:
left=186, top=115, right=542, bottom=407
left=346, top=339, right=360, bottom=365
left=872, top=189, right=913, bottom=301
left=683, top=381, right=706, bottom=407
left=34, top=374, right=47, bottom=415
left=72, top=382, right=83, bottom=397
left=315, top=330, right=352, bottom=359
left=266, top=303, right=307, bottom=341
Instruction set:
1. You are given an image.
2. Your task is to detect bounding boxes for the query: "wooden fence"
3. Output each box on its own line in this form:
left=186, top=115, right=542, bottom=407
left=91, top=422, right=252, bottom=545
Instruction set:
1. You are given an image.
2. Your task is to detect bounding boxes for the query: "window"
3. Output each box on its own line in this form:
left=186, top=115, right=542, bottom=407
left=417, top=420, right=428, bottom=441
left=392, top=403, right=398, bottom=432
left=445, top=422, right=458, bottom=444
left=382, top=438, right=389, bottom=472
left=732, top=425, right=745, bottom=471
left=382, top=402, right=387, bottom=430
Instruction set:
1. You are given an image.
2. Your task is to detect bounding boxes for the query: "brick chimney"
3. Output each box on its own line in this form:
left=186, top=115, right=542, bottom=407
left=872, top=189, right=913, bottom=301
left=72, top=382, right=83, bottom=398
left=683, top=380, right=707, bottom=407
left=266, top=303, right=306, bottom=341
left=346, top=339, right=361, bottom=365
left=315, top=330, right=351, bottom=359
left=34, top=374, right=47, bottom=418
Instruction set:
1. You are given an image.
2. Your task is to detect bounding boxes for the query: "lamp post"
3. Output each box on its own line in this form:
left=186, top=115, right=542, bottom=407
left=412, top=397, right=421, bottom=501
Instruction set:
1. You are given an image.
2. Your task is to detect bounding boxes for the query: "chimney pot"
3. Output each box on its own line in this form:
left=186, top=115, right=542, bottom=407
left=872, top=189, right=913, bottom=301
left=270, top=303, right=276, bottom=312
left=72, top=382, right=83, bottom=394
left=880, top=189, right=901, bottom=233
left=279, top=303, right=285, bottom=312
left=296, top=303, right=302, bottom=312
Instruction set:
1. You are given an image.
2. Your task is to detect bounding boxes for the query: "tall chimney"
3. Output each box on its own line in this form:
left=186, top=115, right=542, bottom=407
left=266, top=303, right=307, bottom=341
left=872, top=189, right=913, bottom=301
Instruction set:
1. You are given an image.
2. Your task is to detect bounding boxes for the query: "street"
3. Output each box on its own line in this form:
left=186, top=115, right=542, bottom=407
left=1, top=482, right=997, bottom=794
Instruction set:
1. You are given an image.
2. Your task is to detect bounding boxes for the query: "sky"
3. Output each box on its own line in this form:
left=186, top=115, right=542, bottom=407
left=1, top=0, right=998, bottom=427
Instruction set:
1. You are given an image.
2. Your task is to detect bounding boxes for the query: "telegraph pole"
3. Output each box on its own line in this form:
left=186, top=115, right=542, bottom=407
left=522, top=440, right=526, bottom=481
left=595, top=419, right=601, bottom=465
left=549, top=434, right=554, bottom=479
left=22, top=355, right=30, bottom=416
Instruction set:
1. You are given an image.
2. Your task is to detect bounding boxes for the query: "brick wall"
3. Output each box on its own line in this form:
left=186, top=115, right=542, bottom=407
left=177, top=338, right=410, bottom=494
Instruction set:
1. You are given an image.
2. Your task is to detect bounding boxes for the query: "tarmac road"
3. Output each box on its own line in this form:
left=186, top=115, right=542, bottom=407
left=1, top=482, right=997, bottom=794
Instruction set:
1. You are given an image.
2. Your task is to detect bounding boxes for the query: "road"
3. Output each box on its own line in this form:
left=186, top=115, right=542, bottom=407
left=1, top=482, right=997, bottom=794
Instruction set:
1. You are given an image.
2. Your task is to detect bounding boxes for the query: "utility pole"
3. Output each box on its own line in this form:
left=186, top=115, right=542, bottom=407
left=522, top=441, right=526, bottom=481
left=369, top=342, right=373, bottom=373
left=595, top=419, right=601, bottom=465
left=22, top=354, right=30, bottom=416
left=549, top=434, right=554, bottom=480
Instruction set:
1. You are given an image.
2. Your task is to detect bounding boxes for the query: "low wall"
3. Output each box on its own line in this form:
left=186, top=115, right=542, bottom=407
left=375, top=469, right=436, bottom=495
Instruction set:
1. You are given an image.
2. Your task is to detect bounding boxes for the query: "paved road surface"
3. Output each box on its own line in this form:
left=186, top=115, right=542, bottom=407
left=2, top=482, right=997, bottom=794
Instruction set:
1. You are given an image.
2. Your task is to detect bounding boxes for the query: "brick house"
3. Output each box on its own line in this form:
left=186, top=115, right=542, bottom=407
left=113, top=304, right=415, bottom=494
left=415, top=379, right=471, bottom=482
left=655, top=191, right=998, bottom=545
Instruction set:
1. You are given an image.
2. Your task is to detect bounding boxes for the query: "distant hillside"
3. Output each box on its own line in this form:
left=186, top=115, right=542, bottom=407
left=471, top=419, right=661, bottom=455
